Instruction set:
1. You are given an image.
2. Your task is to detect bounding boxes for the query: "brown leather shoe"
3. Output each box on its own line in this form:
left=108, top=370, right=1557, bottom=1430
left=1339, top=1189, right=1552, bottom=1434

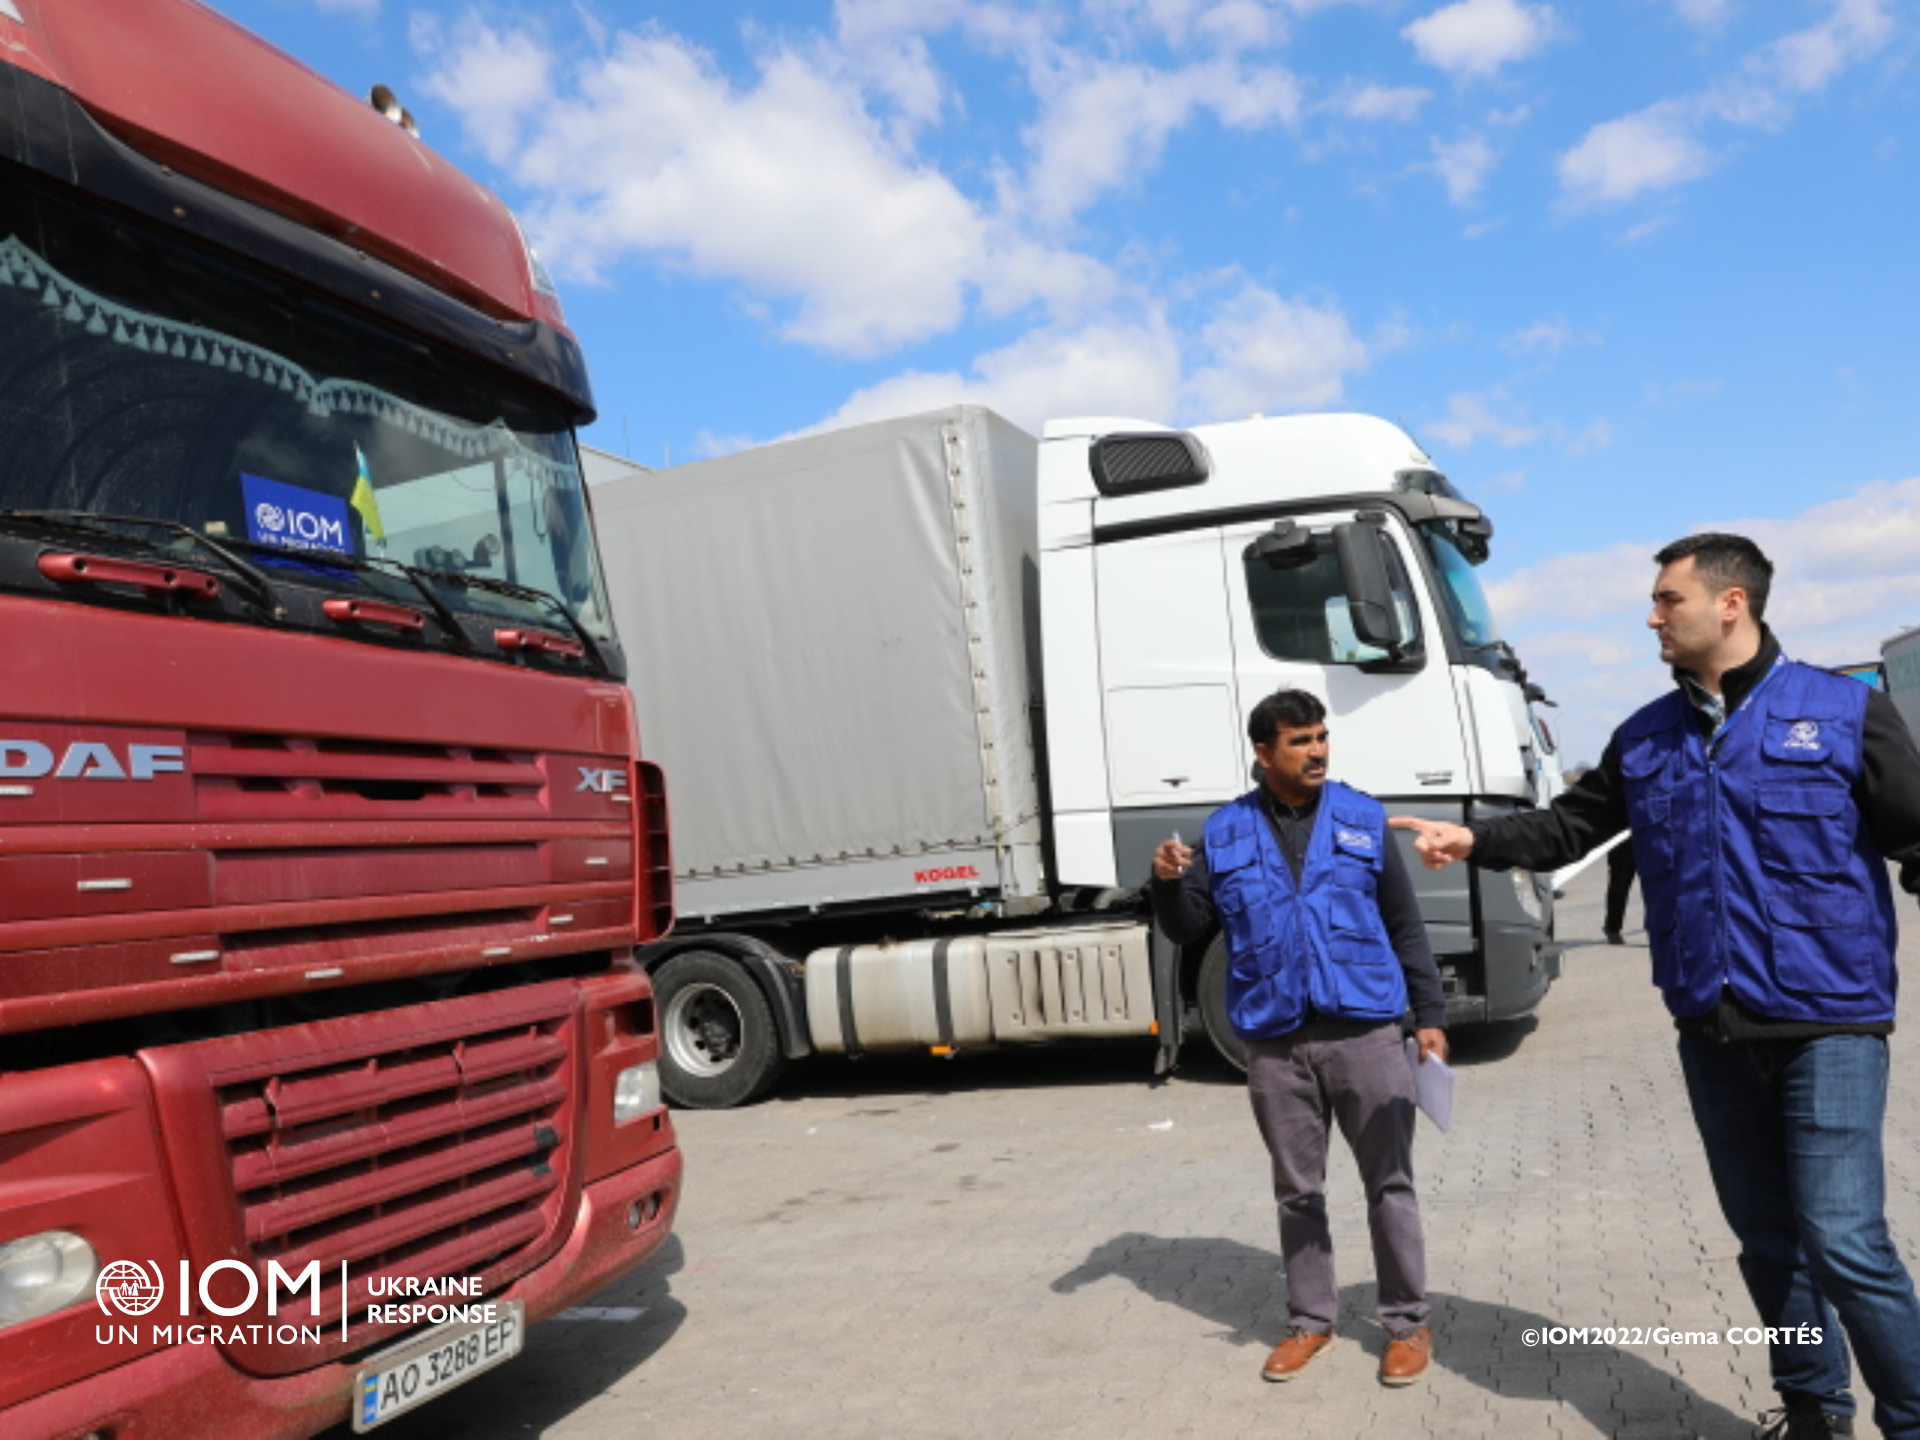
left=1379, top=1325, right=1433, bottom=1386
left=1261, top=1326, right=1333, bottom=1382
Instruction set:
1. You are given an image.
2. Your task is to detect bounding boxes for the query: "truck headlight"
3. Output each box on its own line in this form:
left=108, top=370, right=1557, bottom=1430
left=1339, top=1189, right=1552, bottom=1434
left=0, top=1231, right=99, bottom=1329
left=1512, top=871, right=1545, bottom=924
left=613, top=1061, right=662, bottom=1122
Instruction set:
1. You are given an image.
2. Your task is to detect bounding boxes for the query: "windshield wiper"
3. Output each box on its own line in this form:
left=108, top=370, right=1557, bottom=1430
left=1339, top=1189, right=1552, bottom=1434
left=201, top=532, right=478, bottom=650
left=410, top=569, right=609, bottom=675
left=0, top=509, right=286, bottom=619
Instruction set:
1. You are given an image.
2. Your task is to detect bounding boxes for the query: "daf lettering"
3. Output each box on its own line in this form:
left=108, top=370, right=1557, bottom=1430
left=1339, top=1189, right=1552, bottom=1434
left=0, top=740, right=185, bottom=780
left=575, top=766, right=628, bottom=795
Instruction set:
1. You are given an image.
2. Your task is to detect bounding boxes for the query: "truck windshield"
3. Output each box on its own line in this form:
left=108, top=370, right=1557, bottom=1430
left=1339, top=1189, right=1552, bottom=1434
left=1417, top=521, right=1500, bottom=651
left=0, top=177, right=613, bottom=646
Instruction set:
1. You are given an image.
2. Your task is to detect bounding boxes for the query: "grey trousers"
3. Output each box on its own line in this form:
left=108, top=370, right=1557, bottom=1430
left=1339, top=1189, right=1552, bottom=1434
left=1247, top=1017, right=1429, bottom=1334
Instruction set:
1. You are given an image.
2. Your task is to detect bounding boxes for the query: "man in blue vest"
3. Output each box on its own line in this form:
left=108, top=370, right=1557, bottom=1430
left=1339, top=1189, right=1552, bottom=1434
left=1151, top=688, right=1450, bottom=1387
left=1392, top=533, right=1920, bottom=1440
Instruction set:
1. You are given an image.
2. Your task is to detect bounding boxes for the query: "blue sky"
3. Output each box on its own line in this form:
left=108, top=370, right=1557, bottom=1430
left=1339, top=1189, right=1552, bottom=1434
left=214, top=0, right=1918, bottom=764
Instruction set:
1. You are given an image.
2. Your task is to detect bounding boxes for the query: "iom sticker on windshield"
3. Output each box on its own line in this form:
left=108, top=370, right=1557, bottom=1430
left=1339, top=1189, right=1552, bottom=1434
left=243, top=474, right=354, bottom=556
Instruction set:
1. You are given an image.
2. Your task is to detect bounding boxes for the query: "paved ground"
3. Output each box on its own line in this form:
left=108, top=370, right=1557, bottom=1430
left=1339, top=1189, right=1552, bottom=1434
left=357, top=866, right=1920, bottom=1440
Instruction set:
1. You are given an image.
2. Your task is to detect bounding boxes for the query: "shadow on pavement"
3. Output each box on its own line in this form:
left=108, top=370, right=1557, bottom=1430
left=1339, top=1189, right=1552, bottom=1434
left=318, top=1236, right=690, bottom=1440
left=1446, top=1015, right=1539, bottom=1068
left=1052, top=1233, right=1757, bottom=1440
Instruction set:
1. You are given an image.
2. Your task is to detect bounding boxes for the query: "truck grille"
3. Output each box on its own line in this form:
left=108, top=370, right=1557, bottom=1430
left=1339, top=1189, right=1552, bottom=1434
left=190, top=731, right=548, bottom=821
left=143, top=985, right=580, bottom=1373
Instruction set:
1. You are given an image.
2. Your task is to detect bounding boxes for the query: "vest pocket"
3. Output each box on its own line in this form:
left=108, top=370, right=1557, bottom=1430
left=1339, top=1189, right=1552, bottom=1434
left=1766, top=891, right=1873, bottom=999
left=1327, top=939, right=1405, bottom=1011
left=1757, top=783, right=1856, bottom=877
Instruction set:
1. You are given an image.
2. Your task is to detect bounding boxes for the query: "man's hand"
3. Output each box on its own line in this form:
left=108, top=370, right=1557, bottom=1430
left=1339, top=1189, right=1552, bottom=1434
left=1152, top=837, right=1194, bottom=882
left=1388, top=816, right=1475, bottom=871
left=1413, top=1027, right=1449, bottom=1064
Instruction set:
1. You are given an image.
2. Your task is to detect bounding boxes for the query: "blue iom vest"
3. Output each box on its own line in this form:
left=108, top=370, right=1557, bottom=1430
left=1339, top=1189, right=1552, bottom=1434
left=1202, top=780, right=1408, bottom=1039
left=1617, top=658, right=1899, bottom=1023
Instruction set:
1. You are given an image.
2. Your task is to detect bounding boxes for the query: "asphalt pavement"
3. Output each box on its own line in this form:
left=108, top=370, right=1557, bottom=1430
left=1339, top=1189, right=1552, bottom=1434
left=351, top=865, right=1920, bottom=1440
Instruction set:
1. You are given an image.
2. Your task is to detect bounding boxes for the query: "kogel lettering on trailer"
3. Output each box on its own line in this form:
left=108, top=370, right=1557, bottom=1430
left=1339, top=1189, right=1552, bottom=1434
left=914, top=865, right=980, bottom=885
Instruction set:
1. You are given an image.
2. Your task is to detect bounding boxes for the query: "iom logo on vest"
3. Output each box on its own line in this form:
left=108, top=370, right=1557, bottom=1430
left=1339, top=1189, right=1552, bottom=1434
left=242, top=473, right=353, bottom=557
left=1785, top=721, right=1820, bottom=750
left=1335, top=827, right=1374, bottom=853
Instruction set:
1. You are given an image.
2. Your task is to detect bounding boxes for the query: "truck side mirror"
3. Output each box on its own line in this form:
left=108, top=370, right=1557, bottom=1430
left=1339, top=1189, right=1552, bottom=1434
left=1245, top=519, right=1317, bottom=569
left=1456, top=514, right=1494, bottom=564
left=1333, top=521, right=1419, bottom=668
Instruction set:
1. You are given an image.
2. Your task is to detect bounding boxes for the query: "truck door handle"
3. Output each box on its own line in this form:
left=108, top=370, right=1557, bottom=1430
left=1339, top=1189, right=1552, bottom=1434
left=39, top=552, right=222, bottom=599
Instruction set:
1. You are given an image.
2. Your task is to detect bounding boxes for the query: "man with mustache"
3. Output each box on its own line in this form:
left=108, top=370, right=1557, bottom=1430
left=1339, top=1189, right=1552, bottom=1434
left=1392, top=533, right=1920, bottom=1440
left=1151, top=688, right=1450, bottom=1388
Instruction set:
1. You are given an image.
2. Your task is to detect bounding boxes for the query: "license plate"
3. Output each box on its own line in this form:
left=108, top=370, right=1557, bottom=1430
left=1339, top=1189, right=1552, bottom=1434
left=351, top=1300, right=525, bottom=1432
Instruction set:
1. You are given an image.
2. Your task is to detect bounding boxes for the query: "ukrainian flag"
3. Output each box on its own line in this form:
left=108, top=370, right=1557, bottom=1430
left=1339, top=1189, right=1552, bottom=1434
left=349, top=444, right=385, bottom=545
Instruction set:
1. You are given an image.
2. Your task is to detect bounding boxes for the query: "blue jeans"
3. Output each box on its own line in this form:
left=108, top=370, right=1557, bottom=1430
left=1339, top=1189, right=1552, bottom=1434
left=1679, top=1030, right=1920, bottom=1437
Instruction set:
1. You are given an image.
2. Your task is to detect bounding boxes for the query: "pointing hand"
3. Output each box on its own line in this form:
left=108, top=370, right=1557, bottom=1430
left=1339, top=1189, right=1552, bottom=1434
left=1387, top=815, right=1475, bottom=871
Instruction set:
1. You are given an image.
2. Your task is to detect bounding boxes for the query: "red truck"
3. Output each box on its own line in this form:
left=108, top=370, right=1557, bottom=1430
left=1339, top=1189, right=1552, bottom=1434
left=0, top=1, right=681, bottom=1435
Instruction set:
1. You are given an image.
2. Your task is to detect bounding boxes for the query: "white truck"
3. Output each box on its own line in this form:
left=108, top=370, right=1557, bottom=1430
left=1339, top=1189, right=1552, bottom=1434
left=587, top=406, right=1562, bottom=1106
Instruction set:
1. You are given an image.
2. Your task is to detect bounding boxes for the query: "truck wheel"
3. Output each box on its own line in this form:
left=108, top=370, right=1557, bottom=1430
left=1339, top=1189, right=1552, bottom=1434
left=1196, top=937, right=1248, bottom=1075
left=653, top=951, right=788, bottom=1108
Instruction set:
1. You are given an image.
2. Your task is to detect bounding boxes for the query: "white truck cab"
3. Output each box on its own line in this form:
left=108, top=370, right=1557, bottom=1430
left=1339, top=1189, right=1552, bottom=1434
left=1036, top=412, right=1559, bottom=1036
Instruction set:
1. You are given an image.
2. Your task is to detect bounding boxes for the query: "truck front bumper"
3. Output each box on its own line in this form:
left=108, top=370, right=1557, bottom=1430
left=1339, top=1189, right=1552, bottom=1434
left=4, top=1147, right=682, bottom=1440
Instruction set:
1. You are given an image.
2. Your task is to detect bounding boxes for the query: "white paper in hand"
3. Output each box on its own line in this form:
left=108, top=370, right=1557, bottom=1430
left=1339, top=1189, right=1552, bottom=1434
left=1404, top=1036, right=1455, bottom=1133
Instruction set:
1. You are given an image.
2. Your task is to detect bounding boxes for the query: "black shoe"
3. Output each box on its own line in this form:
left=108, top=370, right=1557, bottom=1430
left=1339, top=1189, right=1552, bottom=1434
left=1603, top=930, right=1624, bottom=945
left=1756, top=1400, right=1855, bottom=1439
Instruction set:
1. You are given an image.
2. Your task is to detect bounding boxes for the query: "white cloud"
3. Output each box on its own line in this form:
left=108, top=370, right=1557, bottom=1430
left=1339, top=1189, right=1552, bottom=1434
left=1018, top=56, right=1300, bottom=227
left=1665, top=0, right=1731, bottom=28
left=1490, top=473, right=1920, bottom=762
left=804, top=280, right=1374, bottom=436
left=1424, top=389, right=1539, bottom=449
left=418, top=22, right=1001, bottom=357
left=1557, top=0, right=1896, bottom=208
left=1402, top=0, right=1557, bottom=79
left=1502, top=317, right=1596, bottom=356
left=1750, top=0, right=1893, bottom=95
left=1328, top=82, right=1432, bottom=122
left=810, top=315, right=1186, bottom=435
left=1080, top=0, right=1289, bottom=52
left=1566, top=419, right=1614, bottom=455
left=1430, top=131, right=1495, bottom=204
left=1557, top=102, right=1709, bottom=207
left=1184, top=286, right=1371, bottom=416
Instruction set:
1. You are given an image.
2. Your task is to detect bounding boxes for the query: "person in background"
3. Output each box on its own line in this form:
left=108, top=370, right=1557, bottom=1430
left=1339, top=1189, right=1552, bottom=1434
left=1603, top=837, right=1638, bottom=946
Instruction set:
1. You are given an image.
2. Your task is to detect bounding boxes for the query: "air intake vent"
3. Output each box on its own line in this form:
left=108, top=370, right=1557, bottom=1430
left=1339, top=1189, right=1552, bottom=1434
left=1088, top=432, right=1210, bottom=497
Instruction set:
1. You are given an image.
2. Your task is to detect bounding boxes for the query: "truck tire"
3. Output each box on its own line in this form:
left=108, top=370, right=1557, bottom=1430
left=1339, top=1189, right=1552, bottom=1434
left=1196, top=936, right=1249, bottom=1074
left=653, top=951, right=788, bottom=1108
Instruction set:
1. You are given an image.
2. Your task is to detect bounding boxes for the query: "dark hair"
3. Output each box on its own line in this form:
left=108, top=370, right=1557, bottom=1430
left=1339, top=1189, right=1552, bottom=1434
left=1248, top=688, right=1326, bottom=747
left=1654, top=532, right=1773, bottom=621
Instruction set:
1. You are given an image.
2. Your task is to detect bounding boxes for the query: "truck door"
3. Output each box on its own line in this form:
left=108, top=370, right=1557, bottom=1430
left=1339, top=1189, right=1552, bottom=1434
left=1092, top=528, right=1244, bottom=882
left=1219, top=511, right=1470, bottom=802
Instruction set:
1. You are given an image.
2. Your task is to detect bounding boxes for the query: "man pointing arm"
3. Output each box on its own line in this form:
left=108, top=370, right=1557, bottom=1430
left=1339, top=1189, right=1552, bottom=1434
left=1393, top=532, right=1920, bottom=1440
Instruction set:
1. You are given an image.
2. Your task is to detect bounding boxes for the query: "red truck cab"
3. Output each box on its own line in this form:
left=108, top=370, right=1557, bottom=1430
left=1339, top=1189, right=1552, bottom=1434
left=0, top=2, right=681, bottom=1434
